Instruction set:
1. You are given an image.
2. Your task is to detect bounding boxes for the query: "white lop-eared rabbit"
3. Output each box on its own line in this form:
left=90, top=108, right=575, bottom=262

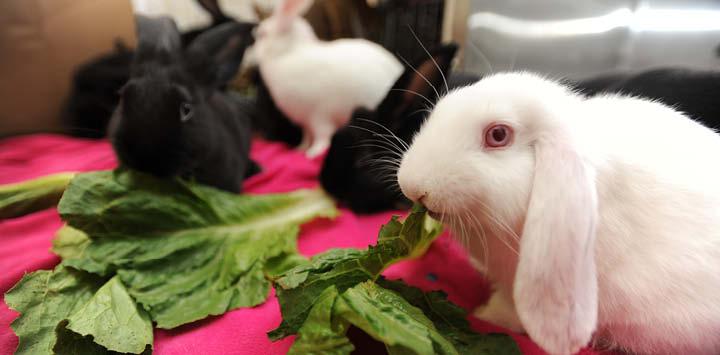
left=397, top=72, right=720, bottom=354
left=253, top=0, right=403, bottom=157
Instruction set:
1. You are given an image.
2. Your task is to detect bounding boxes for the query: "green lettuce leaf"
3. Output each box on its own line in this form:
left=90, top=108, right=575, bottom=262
left=52, top=225, right=91, bottom=260
left=287, top=286, right=354, bottom=354
left=65, top=276, right=152, bottom=353
left=287, top=280, right=520, bottom=355
left=271, top=206, right=520, bottom=355
left=376, top=279, right=521, bottom=355
left=335, top=281, right=441, bottom=354
left=270, top=205, right=442, bottom=340
left=53, top=320, right=150, bottom=355
left=0, top=172, right=76, bottom=219
left=57, top=170, right=337, bottom=328
left=5, top=266, right=152, bottom=355
left=5, top=266, right=101, bottom=354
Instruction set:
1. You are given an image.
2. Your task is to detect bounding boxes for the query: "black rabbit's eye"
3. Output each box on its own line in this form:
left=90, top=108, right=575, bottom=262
left=179, top=102, right=193, bottom=122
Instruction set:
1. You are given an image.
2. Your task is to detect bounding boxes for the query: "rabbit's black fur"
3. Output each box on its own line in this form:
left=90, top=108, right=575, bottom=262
left=109, top=16, right=257, bottom=193
left=62, top=42, right=134, bottom=138
left=63, top=0, right=238, bottom=138
left=320, top=44, right=459, bottom=213
left=574, top=68, right=720, bottom=129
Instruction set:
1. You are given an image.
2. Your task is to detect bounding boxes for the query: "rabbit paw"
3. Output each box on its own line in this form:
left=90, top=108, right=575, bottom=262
left=305, top=139, right=330, bottom=158
left=473, top=290, right=524, bottom=333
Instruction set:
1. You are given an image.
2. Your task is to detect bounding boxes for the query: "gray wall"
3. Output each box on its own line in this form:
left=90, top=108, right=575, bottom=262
left=464, top=0, right=720, bottom=79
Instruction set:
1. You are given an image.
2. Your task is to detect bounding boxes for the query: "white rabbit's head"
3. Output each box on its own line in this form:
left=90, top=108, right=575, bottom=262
left=398, top=72, right=600, bottom=354
left=254, top=0, right=316, bottom=58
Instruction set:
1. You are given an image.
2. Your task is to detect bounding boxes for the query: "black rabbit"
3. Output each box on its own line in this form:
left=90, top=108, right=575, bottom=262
left=62, top=41, right=135, bottom=138
left=574, top=68, right=720, bottom=128
left=181, top=0, right=233, bottom=44
left=320, top=44, right=459, bottom=213
left=63, top=0, right=240, bottom=138
left=109, top=16, right=257, bottom=193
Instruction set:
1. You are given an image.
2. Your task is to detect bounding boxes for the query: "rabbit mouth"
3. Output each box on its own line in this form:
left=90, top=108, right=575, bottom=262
left=426, top=209, right=444, bottom=221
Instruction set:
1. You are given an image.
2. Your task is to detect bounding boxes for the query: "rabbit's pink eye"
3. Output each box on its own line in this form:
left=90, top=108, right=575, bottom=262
left=483, top=123, right=513, bottom=149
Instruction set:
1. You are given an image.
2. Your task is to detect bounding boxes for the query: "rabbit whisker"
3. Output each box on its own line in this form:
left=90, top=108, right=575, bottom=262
left=473, top=197, right=521, bottom=243
left=354, top=117, right=410, bottom=151
left=359, top=158, right=401, bottom=168
left=467, top=209, right=491, bottom=269
left=388, top=88, right=435, bottom=110
left=351, top=136, right=402, bottom=151
left=467, top=39, right=494, bottom=75
left=395, top=53, right=441, bottom=101
left=407, top=108, right=433, bottom=117
left=355, top=137, right=404, bottom=157
left=348, top=125, right=406, bottom=155
left=406, top=25, right=450, bottom=94
left=471, top=204, right=520, bottom=255
left=350, top=143, right=404, bottom=159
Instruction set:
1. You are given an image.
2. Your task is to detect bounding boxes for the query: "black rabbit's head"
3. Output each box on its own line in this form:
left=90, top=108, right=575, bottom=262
left=320, top=44, right=458, bottom=213
left=110, top=16, right=255, bottom=178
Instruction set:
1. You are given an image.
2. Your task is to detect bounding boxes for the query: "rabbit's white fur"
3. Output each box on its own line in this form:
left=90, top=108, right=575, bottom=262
left=254, top=0, right=403, bottom=157
left=397, top=72, right=720, bottom=355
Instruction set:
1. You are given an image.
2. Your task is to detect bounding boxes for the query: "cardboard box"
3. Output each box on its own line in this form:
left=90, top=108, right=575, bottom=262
left=0, top=0, right=136, bottom=136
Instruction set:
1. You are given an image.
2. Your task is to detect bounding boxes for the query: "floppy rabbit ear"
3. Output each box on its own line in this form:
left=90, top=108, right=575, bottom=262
left=377, top=43, right=458, bottom=127
left=186, top=21, right=256, bottom=86
left=513, top=132, right=599, bottom=355
left=133, top=15, right=182, bottom=68
left=274, top=0, right=313, bottom=31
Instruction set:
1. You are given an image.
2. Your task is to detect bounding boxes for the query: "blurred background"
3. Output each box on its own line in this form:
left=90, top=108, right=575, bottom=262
left=1, top=0, right=719, bottom=137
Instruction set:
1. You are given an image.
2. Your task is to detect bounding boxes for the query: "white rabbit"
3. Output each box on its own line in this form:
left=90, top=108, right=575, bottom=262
left=253, top=0, right=403, bottom=157
left=397, top=72, right=720, bottom=355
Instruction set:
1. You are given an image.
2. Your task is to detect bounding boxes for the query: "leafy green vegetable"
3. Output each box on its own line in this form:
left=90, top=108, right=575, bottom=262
left=5, top=266, right=101, bottom=354
left=5, top=170, right=515, bottom=355
left=287, top=286, right=354, bottom=354
left=53, top=320, right=151, bottom=355
left=335, top=281, right=441, bottom=354
left=66, top=276, right=153, bottom=353
left=0, top=172, right=76, bottom=219
left=377, top=279, right=520, bottom=355
left=52, top=225, right=91, bottom=260
left=56, top=170, right=337, bottom=328
left=5, top=266, right=152, bottom=355
left=270, top=205, right=442, bottom=340
left=272, top=206, right=520, bottom=355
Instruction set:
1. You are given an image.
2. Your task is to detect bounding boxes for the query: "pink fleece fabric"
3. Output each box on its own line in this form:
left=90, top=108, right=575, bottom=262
left=0, top=134, right=603, bottom=355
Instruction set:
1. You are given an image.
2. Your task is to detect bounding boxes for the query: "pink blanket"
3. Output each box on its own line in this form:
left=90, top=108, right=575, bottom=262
left=0, top=134, right=600, bottom=355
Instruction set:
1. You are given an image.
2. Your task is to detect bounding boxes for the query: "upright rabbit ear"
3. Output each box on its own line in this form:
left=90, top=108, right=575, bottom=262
left=133, top=15, right=182, bottom=68
left=185, top=21, right=256, bottom=86
left=513, top=132, right=599, bottom=355
left=274, top=0, right=313, bottom=31
left=377, top=43, right=458, bottom=127
left=195, top=0, right=228, bottom=23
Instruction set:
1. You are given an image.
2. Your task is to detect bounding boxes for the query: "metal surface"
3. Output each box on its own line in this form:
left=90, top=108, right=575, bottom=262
left=464, top=0, right=720, bottom=79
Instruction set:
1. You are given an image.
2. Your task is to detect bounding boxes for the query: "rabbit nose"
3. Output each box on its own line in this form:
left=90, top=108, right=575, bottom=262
left=403, top=187, right=426, bottom=203
left=418, top=194, right=427, bottom=204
